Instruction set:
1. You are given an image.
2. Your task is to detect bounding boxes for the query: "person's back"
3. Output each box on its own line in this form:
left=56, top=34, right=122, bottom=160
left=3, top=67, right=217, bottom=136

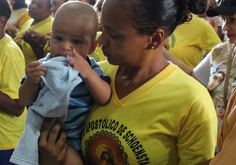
left=164, top=14, right=222, bottom=68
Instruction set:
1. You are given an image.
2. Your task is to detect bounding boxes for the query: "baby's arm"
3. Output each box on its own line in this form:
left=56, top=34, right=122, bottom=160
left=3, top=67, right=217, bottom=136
left=19, top=61, right=46, bottom=106
left=67, top=49, right=111, bottom=106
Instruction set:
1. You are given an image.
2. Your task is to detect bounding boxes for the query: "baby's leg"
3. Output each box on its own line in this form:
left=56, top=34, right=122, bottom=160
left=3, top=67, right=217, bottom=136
left=63, top=145, right=83, bottom=165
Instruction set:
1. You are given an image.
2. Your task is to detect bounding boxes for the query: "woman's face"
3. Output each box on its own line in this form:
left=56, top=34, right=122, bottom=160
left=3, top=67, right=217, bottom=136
left=215, top=101, right=225, bottom=118
left=50, top=0, right=66, bottom=16
left=29, top=0, right=51, bottom=22
left=222, top=14, right=236, bottom=44
left=97, top=0, right=150, bottom=67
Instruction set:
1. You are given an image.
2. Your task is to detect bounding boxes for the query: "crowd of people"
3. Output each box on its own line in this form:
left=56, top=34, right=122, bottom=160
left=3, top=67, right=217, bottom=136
left=1, top=0, right=236, bottom=164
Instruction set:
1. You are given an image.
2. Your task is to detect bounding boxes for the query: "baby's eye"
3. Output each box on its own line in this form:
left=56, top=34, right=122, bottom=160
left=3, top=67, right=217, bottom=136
left=55, top=36, right=62, bottom=41
left=73, top=40, right=81, bottom=44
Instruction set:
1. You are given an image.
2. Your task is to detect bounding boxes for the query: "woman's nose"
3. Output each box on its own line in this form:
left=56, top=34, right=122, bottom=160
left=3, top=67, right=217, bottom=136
left=223, top=20, right=230, bottom=31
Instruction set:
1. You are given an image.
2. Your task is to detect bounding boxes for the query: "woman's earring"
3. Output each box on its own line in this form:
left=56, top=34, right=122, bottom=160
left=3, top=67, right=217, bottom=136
left=151, top=46, right=155, bottom=49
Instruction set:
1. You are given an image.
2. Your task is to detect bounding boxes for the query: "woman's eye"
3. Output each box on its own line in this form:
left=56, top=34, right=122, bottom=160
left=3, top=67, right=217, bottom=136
left=109, top=31, right=119, bottom=39
left=110, top=33, right=119, bottom=39
left=111, top=35, right=119, bottom=39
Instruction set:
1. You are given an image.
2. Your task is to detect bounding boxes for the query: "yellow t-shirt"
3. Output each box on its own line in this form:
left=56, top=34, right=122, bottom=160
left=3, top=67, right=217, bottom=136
left=81, top=61, right=217, bottom=165
left=18, top=12, right=32, bottom=29
left=0, top=35, right=27, bottom=150
left=88, top=31, right=107, bottom=62
left=164, top=15, right=222, bottom=68
left=14, top=16, right=53, bottom=65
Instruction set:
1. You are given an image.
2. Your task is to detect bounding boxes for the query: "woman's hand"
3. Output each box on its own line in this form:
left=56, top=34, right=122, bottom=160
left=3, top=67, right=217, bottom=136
left=38, top=118, right=68, bottom=165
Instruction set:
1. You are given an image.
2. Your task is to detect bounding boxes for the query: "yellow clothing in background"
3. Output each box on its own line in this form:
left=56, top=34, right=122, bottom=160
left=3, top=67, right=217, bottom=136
left=0, top=35, right=27, bottom=150
left=14, top=16, right=53, bottom=65
left=18, top=12, right=31, bottom=30
left=82, top=61, right=217, bottom=165
left=88, top=31, right=106, bottom=62
left=8, top=8, right=31, bottom=30
left=164, top=15, right=222, bottom=68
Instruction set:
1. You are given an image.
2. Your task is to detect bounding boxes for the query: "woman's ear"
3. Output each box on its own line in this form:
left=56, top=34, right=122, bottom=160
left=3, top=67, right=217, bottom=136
left=148, top=29, right=165, bottom=49
left=88, top=40, right=98, bottom=55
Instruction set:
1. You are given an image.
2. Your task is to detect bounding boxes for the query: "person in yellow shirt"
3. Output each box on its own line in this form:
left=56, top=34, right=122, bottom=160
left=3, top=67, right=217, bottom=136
left=38, top=0, right=217, bottom=165
left=5, top=0, right=31, bottom=38
left=164, top=14, right=222, bottom=68
left=0, top=0, right=27, bottom=164
left=14, top=0, right=53, bottom=66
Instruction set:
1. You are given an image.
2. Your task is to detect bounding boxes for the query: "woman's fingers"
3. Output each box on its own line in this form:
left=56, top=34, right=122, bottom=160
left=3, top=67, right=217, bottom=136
left=55, top=131, right=68, bottom=162
left=47, top=119, right=64, bottom=149
left=39, top=118, right=67, bottom=165
left=38, top=118, right=53, bottom=148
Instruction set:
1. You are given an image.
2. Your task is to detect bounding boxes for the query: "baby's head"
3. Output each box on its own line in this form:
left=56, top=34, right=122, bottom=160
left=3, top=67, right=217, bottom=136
left=50, top=1, right=98, bottom=59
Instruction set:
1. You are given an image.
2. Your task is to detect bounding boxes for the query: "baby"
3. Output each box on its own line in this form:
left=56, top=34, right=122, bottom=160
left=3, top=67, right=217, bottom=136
left=10, top=2, right=111, bottom=165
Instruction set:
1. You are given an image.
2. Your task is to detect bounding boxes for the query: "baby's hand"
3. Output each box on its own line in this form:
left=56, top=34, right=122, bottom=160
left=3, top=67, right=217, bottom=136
left=66, top=48, right=92, bottom=80
left=25, top=61, right=46, bottom=84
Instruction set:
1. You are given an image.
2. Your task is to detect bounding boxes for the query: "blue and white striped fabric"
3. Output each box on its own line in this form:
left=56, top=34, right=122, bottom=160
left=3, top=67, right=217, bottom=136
left=63, top=56, right=110, bottom=151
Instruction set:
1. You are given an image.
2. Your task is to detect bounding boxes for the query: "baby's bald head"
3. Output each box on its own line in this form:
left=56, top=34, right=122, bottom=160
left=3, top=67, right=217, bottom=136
left=54, top=1, right=98, bottom=40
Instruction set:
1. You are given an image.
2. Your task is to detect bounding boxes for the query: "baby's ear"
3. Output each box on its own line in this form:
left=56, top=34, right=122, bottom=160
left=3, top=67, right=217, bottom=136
left=88, top=40, right=98, bottom=55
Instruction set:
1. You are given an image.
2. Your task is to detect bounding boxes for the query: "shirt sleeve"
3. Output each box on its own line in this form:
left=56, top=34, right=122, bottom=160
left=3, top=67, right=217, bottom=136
left=177, top=92, right=217, bottom=165
left=193, top=53, right=211, bottom=87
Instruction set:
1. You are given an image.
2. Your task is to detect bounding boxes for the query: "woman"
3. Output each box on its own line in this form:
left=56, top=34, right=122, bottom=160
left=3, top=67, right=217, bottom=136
left=50, top=0, right=68, bottom=17
left=165, top=0, right=236, bottom=142
left=14, top=0, right=53, bottom=65
left=164, top=0, right=222, bottom=69
left=38, top=0, right=217, bottom=165
left=5, top=0, right=31, bottom=38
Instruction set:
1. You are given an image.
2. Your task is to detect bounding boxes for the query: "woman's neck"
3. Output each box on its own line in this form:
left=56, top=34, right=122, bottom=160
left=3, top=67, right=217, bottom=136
left=31, top=16, right=48, bottom=26
left=115, top=52, right=169, bottom=99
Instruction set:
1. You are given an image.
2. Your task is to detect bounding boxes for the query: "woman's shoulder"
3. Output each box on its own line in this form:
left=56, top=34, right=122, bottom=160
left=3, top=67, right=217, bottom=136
left=210, top=42, right=234, bottom=57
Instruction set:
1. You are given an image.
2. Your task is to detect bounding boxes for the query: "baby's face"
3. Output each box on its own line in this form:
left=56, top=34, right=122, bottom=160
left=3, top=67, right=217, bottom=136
left=50, top=16, right=94, bottom=59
